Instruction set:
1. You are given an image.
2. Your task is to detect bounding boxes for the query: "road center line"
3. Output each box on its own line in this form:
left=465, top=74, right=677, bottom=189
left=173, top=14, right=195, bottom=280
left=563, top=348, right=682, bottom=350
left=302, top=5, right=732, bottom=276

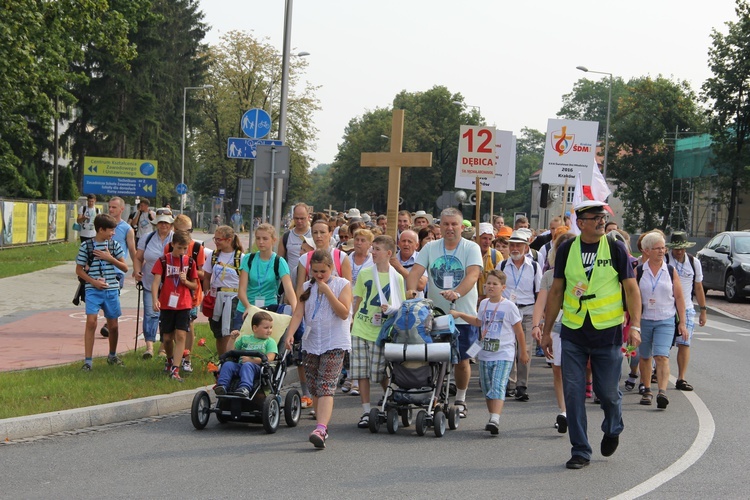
left=610, top=376, right=715, bottom=500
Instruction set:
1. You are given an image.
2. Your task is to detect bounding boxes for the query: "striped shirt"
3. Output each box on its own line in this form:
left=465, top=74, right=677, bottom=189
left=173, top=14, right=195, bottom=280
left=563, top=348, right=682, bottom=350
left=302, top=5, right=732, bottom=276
left=76, top=239, right=124, bottom=290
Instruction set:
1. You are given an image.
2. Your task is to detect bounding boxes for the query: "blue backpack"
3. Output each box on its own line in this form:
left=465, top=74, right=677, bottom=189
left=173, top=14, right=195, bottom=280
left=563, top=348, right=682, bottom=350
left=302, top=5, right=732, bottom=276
left=387, top=298, right=435, bottom=345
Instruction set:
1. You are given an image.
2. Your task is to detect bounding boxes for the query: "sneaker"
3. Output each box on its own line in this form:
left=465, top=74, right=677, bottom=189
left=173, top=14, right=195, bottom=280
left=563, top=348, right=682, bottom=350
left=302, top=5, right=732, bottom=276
left=164, top=359, right=173, bottom=373
left=81, top=363, right=92, bottom=372
left=601, top=434, right=619, bottom=457
left=233, top=387, right=250, bottom=398
left=505, top=388, right=516, bottom=398
left=454, top=401, right=468, bottom=418
left=485, top=420, right=499, bottom=435
left=214, top=385, right=227, bottom=396
left=593, top=394, right=601, bottom=405
left=309, top=428, right=327, bottom=449
left=301, top=395, right=313, bottom=408
left=341, top=380, right=352, bottom=393
left=535, top=345, right=544, bottom=357
left=566, top=455, right=590, bottom=469
left=358, top=412, right=370, bottom=429
left=136, top=333, right=145, bottom=341
left=309, top=409, right=316, bottom=418
left=585, top=382, right=593, bottom=398
left=350, top=385, right=360, bottom=396
left=142, top=350, right=153, bottom=360
left=182, top=359, right=193, bottom=373
left=107, top=355, right=124, bottom=367
left=515, top=387, right=529, bottom=402
left=170, top=370, right=183, bottom=383
left=556, top=413, right=568, bottom=434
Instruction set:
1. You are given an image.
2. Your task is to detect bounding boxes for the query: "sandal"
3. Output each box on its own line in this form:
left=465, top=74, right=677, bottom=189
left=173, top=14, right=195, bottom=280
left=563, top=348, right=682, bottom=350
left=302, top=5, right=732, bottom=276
left=640, top=392, right=653, bottom=406
left=624, top=379, right=635, bottom=391
left=638, top=383, right=647, bottom=395
left=675, top=379, right=694, bottom=391
left=454, top=400, right=468, bottom=418
left=656, top=393, right=669, bottom=409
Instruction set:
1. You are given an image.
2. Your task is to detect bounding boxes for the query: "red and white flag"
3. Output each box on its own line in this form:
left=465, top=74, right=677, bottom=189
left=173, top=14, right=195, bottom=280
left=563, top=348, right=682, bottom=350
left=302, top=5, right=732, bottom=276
left=569, top=172, right=584, bottom=235
left=582, top=162, right=614, bottom=214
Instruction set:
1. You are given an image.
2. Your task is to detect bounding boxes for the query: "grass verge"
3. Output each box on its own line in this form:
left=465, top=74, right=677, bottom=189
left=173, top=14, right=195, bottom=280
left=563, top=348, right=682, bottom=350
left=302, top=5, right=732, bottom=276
left=0, top=241, right=81, bottom=278
left=0, top=324, right=218, bottom=420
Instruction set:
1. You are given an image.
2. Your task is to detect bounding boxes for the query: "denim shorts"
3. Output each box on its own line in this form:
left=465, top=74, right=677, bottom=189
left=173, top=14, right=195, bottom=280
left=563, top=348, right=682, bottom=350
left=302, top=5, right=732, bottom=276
left=639, top=317, right=674, bottom=358
left=456, top=323, right=479, bottom=361
left=85, top=288, right=121, bottom=319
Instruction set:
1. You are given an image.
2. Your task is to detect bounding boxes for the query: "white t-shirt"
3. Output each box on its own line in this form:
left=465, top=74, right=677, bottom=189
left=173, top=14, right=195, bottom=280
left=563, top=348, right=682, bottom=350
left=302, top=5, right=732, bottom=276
left=477, top=298, right=522, bottom=362
left=284, top=227, right=311, bottom=285
left=416, top=238, right=483, bottom=323
left=79, top=206, right=99, bottom=238
left=298, top=248, right=348, bottom=279
left=667, top=251, right=703, bottom=310
left=349, top=252, right=373, bottom=285
left=203, top=249, right=244, bottom=290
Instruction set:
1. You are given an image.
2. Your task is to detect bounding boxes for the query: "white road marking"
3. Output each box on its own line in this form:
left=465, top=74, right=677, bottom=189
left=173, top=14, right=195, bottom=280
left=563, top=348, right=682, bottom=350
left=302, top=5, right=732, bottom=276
left=705, top=319, right=749, bottom=333
left=737, top=333, right=750, bottom=337
left=695, top=338, right=736, bottom=342
left=611, top=376, right=715, bottom=500
left=692, top=331, right=711, bottom=336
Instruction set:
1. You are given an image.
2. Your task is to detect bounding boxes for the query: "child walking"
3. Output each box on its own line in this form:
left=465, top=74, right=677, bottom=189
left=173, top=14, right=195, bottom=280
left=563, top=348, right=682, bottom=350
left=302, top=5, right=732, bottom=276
left=450, top=270, right=529, bottom=434
left=285, top=249, right=352, bottom=449
left=152, top=230, right=199, bottom=382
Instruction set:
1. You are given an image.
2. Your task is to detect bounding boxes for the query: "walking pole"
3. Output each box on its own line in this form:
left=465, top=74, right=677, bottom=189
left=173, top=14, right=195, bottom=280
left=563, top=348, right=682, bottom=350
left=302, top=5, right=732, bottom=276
left=135, top=281, right=143, bottom=353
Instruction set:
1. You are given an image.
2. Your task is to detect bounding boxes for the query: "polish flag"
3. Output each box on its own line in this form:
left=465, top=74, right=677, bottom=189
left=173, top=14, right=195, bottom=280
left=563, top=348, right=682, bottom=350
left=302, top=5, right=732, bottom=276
left=569, top=172, right=584, bottom=235
left=582, top=163, right=614, bottom=214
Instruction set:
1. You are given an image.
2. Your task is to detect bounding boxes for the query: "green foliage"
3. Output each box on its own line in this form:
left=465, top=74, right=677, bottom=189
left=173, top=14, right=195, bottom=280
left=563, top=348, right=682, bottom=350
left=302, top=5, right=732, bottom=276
left=702, top=0, right=750, bottom=230
left=491, top=127, right=545, bottom=218
left=306, top=164, right=335, bottom=211
left=558, top=76, right=628, bottom=139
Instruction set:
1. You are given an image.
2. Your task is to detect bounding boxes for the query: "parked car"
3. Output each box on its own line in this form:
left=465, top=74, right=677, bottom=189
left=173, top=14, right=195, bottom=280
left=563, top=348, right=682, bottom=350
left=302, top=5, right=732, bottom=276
left=697, top=231, right=750, bottom=302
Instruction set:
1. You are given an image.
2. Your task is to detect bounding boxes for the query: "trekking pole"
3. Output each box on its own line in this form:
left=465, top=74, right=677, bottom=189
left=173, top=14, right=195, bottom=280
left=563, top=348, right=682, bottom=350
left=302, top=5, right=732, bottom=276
left=134, top=281, right=143, bottom=352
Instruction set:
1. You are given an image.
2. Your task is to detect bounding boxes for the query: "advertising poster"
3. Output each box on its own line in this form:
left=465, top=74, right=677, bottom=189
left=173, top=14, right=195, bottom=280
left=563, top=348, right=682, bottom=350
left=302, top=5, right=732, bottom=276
left=28, top=203, right=37, bottom=242
left=56, top=204, right=67, bottom=240
left=12, top=202, right=28, bottom=244
left=36, top=203, right=48, bottom=242
left=1, top=202, right=12, bottom=246
left=540, top=119, right=599, bottom=186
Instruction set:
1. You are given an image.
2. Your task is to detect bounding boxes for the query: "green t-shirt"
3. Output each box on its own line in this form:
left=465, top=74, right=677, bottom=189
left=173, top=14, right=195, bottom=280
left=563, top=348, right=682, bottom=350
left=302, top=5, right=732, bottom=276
left=352, top=266, right=405, bottom=342
left=234, top=334, right=278, bottom=357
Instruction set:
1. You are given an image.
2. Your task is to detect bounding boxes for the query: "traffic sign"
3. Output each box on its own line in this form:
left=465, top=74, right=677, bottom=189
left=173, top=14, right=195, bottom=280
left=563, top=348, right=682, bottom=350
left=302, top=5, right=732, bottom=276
left=240, top=108, right=272, bottom=139
left=176, top=183, right=187, bottom=195
left=227, top=138, right=283, bottom=159
left=83, top=157, right=158, bottom=197
left=219, top=188, right=226, bottom=196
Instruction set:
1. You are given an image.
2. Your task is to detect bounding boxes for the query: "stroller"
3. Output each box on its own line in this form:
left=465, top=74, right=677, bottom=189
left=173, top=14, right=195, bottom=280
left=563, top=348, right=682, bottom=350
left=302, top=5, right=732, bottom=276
left=368, top=298, right=460, bottom=437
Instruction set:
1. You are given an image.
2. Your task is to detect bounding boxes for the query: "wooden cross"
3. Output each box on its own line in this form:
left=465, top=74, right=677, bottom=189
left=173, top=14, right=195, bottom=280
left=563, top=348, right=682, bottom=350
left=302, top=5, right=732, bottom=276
left=322, top=205, right=338, bottom=218
left=361, top=109, right=433, bottom=240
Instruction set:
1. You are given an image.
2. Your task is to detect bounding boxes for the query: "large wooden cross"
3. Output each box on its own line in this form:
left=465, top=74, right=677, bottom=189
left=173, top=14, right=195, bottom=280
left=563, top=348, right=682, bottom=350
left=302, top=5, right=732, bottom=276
left=361, top=109, right=433, bottom=240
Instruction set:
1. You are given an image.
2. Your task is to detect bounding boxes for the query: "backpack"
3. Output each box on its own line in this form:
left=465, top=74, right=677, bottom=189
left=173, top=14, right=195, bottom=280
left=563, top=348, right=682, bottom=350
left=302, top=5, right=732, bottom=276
left=75, top=239, right=117, bottom=300
left=157, top=254, right=195, bottom=298
left=664, top=252, right=697, bottom=298
left=304, top=248, right=343, bottom=278
left=500, top=258, right=540, bottom=298
left=246, top=252, right=284, bottom=299
left=211, top=248, right=242, bottom=270
left=167, top=239, right=204, bottom=264
left=387, top=298, right=435, bottom=345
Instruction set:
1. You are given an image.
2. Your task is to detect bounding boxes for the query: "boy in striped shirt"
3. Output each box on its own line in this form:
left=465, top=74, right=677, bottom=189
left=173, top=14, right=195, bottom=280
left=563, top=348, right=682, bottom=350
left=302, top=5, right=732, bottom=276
left=75, top=214, right=128, bottom=371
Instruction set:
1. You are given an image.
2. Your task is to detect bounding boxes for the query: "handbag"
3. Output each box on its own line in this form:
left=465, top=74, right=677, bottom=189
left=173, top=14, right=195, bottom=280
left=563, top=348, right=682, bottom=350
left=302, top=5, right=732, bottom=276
left=202, top=292, right=216, bottom=318
left=73, top=222, right=81, bottom=231
left=72, top=279, right=86, bottom=305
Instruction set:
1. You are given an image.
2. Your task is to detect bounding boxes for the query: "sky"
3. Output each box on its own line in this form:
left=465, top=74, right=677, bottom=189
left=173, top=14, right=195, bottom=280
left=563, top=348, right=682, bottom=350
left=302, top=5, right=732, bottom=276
left=199, top=0, right=739, bottom=167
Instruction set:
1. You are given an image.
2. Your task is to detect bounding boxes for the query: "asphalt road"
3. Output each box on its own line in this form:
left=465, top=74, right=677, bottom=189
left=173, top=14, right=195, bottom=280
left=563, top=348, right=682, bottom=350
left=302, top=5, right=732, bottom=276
left=3, top=313, right=749, bottom=499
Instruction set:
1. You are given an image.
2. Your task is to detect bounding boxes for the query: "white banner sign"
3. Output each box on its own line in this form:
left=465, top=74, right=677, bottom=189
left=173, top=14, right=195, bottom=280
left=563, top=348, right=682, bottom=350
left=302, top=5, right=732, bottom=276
left=540, top=119, right=598, bottom=186
left=455, top=130, right=515, bottom=193
left=456, top=125, right=496, bottom=177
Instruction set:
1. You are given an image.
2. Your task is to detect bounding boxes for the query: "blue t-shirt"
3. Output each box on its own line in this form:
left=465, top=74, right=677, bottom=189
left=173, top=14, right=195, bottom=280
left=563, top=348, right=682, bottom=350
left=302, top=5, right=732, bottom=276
left=237, top=252, right=290, bottom=313
left=113, top=220, right=131, bottom=276
left=76, top=239, right=124, bottom=290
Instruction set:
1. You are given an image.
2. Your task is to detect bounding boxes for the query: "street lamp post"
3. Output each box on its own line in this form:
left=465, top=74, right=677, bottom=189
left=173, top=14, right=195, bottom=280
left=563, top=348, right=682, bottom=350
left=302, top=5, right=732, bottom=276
left=576, top=66, right=613, bottom=179
left=181, top=84, right=213, bottom=214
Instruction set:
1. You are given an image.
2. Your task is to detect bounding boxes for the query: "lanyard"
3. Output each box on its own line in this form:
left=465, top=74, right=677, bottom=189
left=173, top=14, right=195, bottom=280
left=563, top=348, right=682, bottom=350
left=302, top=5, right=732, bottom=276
left=675, top=258, right=686, bottom=276
left=481, top=299, right=504, bottom=338
left=443, top=240, right=458, bottom=265
left=509, top=262, right=525, bottom=289
left=648, top=268, right=664, bottom=295
left=255, top=252, right=273, bottom=289
left=311, top=283, right=325, bottom=320
left=169, top=254, right=184, bottom=289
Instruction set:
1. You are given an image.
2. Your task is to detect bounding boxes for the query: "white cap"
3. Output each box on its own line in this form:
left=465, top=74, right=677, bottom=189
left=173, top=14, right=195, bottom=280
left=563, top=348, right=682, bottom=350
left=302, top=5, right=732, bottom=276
left=478, top=223, right=494, bottom=237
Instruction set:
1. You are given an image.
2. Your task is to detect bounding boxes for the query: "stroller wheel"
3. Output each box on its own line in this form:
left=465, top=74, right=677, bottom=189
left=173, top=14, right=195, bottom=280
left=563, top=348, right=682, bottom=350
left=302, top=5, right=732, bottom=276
left=190, top=391, right=211, bottom=430
left=415, top=410, right=427, bottom=436
left=434, top=411, right=447, bottom=437
left=262, top=396, right=280, bottom=434
left=386, top=408, right=399, bottom=434
left=400, top=408, right=413, bottom=428
left=284, top=389, right=302, bottom=427
left=448, top=406, right=460, bottom=430
left=368, top=407, right=381, bottom=433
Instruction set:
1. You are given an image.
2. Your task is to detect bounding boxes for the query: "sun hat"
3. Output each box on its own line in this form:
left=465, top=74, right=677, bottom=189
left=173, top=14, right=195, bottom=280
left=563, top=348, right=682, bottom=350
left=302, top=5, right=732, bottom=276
left=496, top=226, right=513, bottom=238
left=508, top=229, right=532, bottom=244
left=479, top=223, right=494, bottom=237
left=413, top=210, right=433, bottom=224
left=346, top=208, right=361, bottom=219
left=152, top=209, right=174, bottom=225
left=666, top=231, right=696, bottom=249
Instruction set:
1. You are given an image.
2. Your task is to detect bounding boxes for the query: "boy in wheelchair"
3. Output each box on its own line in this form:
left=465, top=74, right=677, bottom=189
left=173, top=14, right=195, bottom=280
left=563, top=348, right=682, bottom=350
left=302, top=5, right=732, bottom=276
left=214, top=311, right=277, bottom=398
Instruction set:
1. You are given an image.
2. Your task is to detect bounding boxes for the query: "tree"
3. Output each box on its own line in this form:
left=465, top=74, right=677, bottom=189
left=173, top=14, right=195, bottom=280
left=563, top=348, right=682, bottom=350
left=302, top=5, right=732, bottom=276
left=558, top=77, right=628, bottom=141
left=491, top=127, right=545, bottom=218
left=702, top=0, right=750, bottom=230
left=609, top=77, right=705, bottom=231
left=195, top=30, right=319, bottom=215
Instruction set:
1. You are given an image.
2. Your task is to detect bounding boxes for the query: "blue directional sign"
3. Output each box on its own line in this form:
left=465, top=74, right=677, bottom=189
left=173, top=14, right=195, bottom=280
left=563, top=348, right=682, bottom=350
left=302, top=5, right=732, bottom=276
left=227, top=138, right=283, bottom=159
left=83, top=157, right=158, bottom=197
left=176, top=183, right=188, bottom=195
left=241, top=108, right=272, bottom=139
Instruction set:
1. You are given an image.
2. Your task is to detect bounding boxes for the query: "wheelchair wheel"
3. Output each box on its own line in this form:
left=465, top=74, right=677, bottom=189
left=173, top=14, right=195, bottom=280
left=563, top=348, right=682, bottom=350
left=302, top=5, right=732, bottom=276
left=368, top=407, right=381, bottom=433
left=386, top=408, right=399, bottom=434
left=415, top=410, right=427, bottom=436
left=448, top=405, right=460, bottom=430
left=284, top=389, right=301, bottom=427
left=401, top=408, right=413, bottom=428
left=191, top=391, right=211, bottom=430
left=262, top=396, right=280, bottom=434
left=434, top=411, right=446, bottom=437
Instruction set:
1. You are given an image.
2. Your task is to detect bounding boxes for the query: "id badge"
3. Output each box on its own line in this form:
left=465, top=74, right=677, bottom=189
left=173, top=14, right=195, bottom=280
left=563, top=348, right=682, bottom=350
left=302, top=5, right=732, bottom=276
left=466, top=341, right=482, bottom=358
left=302, top=324, right=312, bottom=342
left=573, top=281, right=587, bottom=298
left=372, top=313, right=382, bottom=326
left=168, top=293, right=179, bottom=308
left=482, top=338, right=500, bottom=352
left=443, top=274, right=454, bottom=289
left=254, top=296, right=265, bottom=308
left=648, top=298, right=657, bottom=309
left=509, top=292, right=518, bottom=303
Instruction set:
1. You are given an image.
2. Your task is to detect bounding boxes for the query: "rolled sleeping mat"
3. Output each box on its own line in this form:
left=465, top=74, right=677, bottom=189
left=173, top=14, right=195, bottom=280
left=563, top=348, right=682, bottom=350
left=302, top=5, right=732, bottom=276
left=431, top=314, right=456, bottom=335
left=384, top=342, right=452, bottom=363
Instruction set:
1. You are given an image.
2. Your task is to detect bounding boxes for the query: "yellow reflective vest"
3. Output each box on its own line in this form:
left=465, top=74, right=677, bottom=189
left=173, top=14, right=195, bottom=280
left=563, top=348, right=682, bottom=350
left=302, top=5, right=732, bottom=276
left=562, top=236, right=624, bottom=329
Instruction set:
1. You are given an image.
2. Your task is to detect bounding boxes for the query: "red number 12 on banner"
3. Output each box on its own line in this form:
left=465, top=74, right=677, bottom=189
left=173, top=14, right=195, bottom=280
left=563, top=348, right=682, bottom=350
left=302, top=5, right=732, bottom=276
left=462, top=128, right=493, bottom=153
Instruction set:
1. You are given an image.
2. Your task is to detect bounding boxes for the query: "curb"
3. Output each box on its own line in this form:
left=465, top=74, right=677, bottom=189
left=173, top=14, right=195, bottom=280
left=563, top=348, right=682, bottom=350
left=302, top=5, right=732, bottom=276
left=705, top=304, right=750, bottom=323
left=1, top=369, right=301, bottom=442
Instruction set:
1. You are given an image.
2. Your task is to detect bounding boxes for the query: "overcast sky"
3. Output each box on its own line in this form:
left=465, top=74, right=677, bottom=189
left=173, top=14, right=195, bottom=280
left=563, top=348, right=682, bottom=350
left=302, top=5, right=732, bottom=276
left=200, top=0, right=739, bottom=167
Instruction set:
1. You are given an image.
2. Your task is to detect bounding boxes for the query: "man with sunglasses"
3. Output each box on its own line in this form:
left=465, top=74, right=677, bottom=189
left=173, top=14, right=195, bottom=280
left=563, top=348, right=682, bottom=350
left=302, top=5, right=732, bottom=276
left=542, top=200, right=642, bottom=470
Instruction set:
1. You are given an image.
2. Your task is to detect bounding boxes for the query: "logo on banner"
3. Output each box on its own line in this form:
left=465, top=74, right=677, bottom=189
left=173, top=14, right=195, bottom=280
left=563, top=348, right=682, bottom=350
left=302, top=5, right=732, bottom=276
left=552, top=126, right=575, bottom=156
